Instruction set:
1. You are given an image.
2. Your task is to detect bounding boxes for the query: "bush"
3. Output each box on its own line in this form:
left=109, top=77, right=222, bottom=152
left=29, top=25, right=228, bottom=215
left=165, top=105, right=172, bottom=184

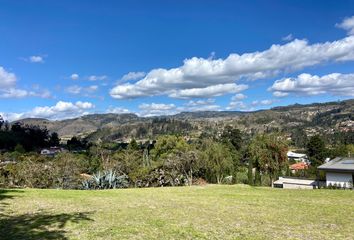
left=82, top=170, right=129, bottom=190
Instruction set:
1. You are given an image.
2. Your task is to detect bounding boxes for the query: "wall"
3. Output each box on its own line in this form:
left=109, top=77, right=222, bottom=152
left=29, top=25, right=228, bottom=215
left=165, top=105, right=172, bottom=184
left=326, top=172, right=353, bottom=188
left=283, top=183, right=315, bottom=189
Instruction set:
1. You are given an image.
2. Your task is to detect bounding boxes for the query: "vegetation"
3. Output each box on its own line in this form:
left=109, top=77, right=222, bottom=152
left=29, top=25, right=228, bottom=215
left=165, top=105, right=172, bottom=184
left=1, top=185, right=353, bottom=239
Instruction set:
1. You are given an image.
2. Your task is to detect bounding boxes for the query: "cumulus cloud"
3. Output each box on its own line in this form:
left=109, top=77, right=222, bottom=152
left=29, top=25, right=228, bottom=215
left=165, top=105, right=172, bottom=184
left=270, top=72, right=354, bottom=97
left=2, top=101, right=95, bottom=121
left=0, top=66, right=52, bottom=99
left=232, top=93, right=247, bottom=100
left=110, top=18, right=354, bottom=100
left=251, top=99, right=276, bottom=106
left=0, top=88, right=52, bottom=99
left=29, top=56, right=44, bottom=63
left=70, top=73, right=79, bottom=80
left=106, top=107, right=131, bottom=114
left=138, top=103, right=177, bottom=117
left=66, top=85, right=99, bottom=95
left=88, top=75, right=107, bottom=81
left=0, top=66, right=16, bottom=88
left=185, top=98, right=215, bottom=107
left=121, top=71, right=146, bottom=82
left=169, top=83, right=248, bottom=99
left=66, top=85, right=82, bottom=94
left=336, top=16, right=354, bottom=35
left=226, top=101, right=247, bottom=111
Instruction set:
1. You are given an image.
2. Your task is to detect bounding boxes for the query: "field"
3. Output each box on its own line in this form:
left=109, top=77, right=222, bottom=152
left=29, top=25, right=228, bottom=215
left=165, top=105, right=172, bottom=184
left=0, top=185, right=353, bottom=240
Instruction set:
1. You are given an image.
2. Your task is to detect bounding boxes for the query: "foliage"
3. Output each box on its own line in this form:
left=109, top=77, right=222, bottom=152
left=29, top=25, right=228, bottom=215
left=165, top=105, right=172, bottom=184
left=307, top=135, right=327, bottom=166
left=0, top=123, right=57, bottom=152
left=248, top=133, right=288, bottom=186
left=82, top=169, right=129, bottom=189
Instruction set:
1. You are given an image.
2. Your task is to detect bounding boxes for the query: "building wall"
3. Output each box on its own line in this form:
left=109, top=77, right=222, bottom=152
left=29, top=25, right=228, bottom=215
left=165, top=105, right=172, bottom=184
left=326, top=172, right=353, bottom=188
left=283, top=183, right=315, bottom=189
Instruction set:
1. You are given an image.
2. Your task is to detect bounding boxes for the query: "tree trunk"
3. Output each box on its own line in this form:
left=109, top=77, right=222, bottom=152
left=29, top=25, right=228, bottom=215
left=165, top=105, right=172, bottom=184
left=248, top=159, right=253, bottom=186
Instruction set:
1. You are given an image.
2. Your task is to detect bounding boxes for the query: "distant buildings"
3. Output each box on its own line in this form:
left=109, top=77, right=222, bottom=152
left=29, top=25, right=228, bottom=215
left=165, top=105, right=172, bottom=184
left=287, top=151, right=309, bottom=164
left=290, top=162, right=309, bottom=173
left=40, top=147, right=64, bottom=156
left=318, top=157, right=354, bottom=189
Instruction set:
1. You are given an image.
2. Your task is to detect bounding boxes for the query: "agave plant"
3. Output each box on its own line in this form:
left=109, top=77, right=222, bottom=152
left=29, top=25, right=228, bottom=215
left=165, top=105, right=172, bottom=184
left=82, top=169, right=129, bottom=190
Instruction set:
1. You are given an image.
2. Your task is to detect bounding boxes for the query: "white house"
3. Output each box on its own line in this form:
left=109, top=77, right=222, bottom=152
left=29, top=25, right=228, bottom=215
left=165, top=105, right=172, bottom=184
left=318, top=157, right=354, bottom=189
left=287, top=151, right=309, bottom=163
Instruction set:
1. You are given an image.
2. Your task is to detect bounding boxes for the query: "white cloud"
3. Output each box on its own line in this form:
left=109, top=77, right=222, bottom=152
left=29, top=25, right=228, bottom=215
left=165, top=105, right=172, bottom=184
left=336, top=16, right=354, bottom=35
left=2, top=101, right=95, bottom=121
left=0, top=66, right=16, bottom=88
left=75, top=101, right=94, bottom=109
left=29, top=56, right=44, bottom=63
left=185, top=99, right=215, bottom=107
left=110, top=18, right=354, bottom=100
left=138, top=103, right=177, bottom=117
left=0, top=88, right=28, bottom=98
left=106, top=107, right=131, bottom=114
left=121, top=71, right=146, bottom=82
left=226, top=101, right=247, bottom=110
left=66, top=85, right=82, bottom=94
left=86, top=85, right=98, bottom=92
left=0, top=66, right=51, bottom=99
left=0, top=87, right=52, bottom=99
left=251, top=99, right=276, bottom=106
left=282, top=34, right=294, bottom=41
left=65, top=85, right=99, bottom=95
left=169, top=83, right=248, bottom=99
left=71, top=73, right=79, bottom=80
left=88, top=75, right=107, bottom=81
left=183, top=98, right=220, bottom=112
left=270, top=72, right=354, bottom=97
left=232, top=93, right=247, bottom=100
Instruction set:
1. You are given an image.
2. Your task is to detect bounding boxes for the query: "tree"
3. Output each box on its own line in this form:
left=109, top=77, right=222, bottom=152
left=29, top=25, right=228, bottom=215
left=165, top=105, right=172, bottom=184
left=49, top=132, right=60, bottom=146
left=291, top=128, right=308, bottom=148
left=199, top=139, right=234, bottom=184
left=165, top=149, right=199, bottom=186
left=0, top=115, right=4, bottom=130
left=221, top=126, right=243, bottom=151
left=307, top=135, right=327, bottom=167
left=248, top=134, right=288, bottom=186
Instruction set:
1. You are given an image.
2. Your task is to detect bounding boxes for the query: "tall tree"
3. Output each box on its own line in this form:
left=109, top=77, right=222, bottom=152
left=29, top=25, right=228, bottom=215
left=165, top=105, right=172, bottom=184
left=49, top=132, right=60, bottom=146
left=221, top=126, right=243, bottom=151
left=199, top=139, right=234, bottom=184
left=248, top=134, right=288, bottom=186
left=307, top=135, right=327, bottom=167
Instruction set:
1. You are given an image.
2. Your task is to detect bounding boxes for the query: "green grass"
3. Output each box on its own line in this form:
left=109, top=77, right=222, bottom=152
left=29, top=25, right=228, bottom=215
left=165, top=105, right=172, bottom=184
left=1, top=185, right=353, bottom=239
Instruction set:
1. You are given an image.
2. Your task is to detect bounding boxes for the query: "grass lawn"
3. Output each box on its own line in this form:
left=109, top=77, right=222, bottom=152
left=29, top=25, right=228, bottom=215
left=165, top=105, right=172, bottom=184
left=0, top=185, right=353, bottom=240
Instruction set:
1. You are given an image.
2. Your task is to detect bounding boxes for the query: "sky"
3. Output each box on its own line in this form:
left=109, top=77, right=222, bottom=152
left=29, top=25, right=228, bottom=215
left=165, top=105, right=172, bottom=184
left=1, top=0, right=354, bottom=121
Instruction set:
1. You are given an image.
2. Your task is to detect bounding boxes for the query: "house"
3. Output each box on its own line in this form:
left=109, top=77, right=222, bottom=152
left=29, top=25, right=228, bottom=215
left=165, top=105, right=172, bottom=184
left=318, top=157, right=354, bottom=189
left=290, top=162, right=309, bottom=173
left=40, top=147, right=63, bottom=156
left=287, top=151, right=309, bottom=163
left=273, top=177, right=317, bottom=189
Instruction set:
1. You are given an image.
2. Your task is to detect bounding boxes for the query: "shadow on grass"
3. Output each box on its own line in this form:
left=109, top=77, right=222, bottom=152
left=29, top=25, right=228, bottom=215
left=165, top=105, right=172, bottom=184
left=0, top=189, right=94, bottom=240
left=0, top=211, right=93, bottom=240
left=0, top=189, right=23, bottom=211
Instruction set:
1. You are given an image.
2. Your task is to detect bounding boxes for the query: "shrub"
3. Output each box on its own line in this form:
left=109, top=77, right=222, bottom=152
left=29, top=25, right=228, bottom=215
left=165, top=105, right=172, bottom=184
left=82, top=169, right=129, bottom=190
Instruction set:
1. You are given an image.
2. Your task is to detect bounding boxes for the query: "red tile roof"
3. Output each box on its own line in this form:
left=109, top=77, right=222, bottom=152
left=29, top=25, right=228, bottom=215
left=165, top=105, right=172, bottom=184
left=290, top=162, right=309, bottom=170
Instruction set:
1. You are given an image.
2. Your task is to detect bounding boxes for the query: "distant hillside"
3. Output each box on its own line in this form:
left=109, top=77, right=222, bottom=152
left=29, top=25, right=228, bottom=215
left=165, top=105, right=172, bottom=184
left=13, top=99, right=354, bottom=142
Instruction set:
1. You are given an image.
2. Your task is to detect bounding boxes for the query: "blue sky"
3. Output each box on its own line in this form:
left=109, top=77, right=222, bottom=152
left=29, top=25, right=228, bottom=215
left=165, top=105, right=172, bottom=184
left=1, top=0, right=354, bottom=120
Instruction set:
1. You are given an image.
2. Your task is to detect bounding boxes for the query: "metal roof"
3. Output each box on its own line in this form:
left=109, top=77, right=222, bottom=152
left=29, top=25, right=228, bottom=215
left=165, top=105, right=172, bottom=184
left=318, top=157, right=354, bottom=172
left=274, top=177, right=317, bottom=186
